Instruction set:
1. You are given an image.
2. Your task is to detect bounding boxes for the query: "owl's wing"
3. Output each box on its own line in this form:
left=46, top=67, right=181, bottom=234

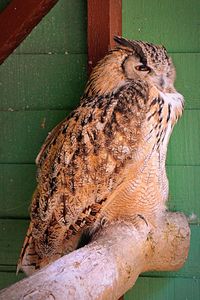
left=18, top=80, right=149, bottom=273
left=36, top=119, right=64, bottom=166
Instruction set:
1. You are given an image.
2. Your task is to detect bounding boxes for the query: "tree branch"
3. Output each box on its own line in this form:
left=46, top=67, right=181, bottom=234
left=0, top=212, right=190, bottom=300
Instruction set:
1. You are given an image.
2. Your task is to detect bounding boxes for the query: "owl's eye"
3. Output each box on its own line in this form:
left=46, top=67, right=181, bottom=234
left=135, top=65, right=151, bottom=72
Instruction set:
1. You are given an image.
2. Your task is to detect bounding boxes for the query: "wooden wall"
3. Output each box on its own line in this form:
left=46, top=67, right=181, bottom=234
left=123, top=0, right=200, bottom=299
left=0, top=0, right=87, bottom=288
left=0, top=0, right=199, bottom=298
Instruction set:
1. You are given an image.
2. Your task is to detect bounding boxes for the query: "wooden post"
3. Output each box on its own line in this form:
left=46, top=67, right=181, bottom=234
left=87, top=3, right=122, bottom=295
left=87, top=0, right=122, bottom=74
left=0, top=0, right=59, bottom=65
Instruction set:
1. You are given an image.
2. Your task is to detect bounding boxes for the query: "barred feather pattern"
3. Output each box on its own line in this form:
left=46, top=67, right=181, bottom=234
left=18, top=39, right=184, bottom=275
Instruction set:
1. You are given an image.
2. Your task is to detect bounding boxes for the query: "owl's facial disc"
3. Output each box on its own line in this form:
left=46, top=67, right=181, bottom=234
left=123, top=54, right=175, bottom=92
left=116, top=37, right=176, bottom=92
left=148, top=66, right=176, bottom=92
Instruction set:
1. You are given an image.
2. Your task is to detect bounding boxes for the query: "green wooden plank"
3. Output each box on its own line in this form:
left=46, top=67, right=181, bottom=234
left=14, top=0, right=87, bottom=54
left=171, top=53, right=200, bottom=110
left=0, top=110, right=199, bottom=165
left=167, top=111, right=200, bottom=166
left=0, top=53, right=198, bottom=110
left=0, top=272, right=25, bottom=290
left=123, top=0, right=200, bottom=52
left=0, top=265, right=21, bottom=273
left=0, top=164, right=36, bottom=218
left=0, top=54, right=87, bottom=110
left=0, top=220, right=199, bottom=278
left=0, top=110, right=68, bottom=164
left=0, top=0, right=11, bottom=11
left=125, top=277, right=200, bottom=300
left=1, top=165, right=199, bottom=221
left=0, top=219, right=29, bottom=266
left=167, top=166, right=200, bottom=222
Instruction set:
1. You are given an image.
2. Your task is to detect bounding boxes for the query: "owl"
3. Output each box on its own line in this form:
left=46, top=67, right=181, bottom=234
left=17, top=37, right=184, bottom=275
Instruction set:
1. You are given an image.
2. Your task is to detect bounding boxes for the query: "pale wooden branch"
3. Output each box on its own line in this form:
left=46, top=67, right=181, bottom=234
left=0, top=212, right=190, bottom=300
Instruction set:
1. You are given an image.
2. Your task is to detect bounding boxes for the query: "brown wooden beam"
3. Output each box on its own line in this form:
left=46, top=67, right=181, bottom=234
left=87, top=0, right=122, bottom=74
left=0, top=0, right=59, bottom=65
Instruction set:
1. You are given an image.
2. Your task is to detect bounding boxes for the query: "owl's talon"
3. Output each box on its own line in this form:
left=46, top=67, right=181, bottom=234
left=100, top=217, right=108, bottom=227
left=137, top=214, right=148, bottom=226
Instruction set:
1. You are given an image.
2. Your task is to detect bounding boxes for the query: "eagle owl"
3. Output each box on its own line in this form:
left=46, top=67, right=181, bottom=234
left=18, top=37, right=184, bottom=275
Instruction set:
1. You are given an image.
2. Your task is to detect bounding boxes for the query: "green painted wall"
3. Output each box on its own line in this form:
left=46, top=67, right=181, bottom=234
left=0, top=0, right=199, bottom=298
left=0, top=0, right=87, bottom=289
left=123, top=0, right=200, bottom=299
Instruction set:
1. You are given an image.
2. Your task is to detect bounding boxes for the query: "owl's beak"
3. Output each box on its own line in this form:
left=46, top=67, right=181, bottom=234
left=160, top=77, right=165, bottom=88
left=159, top=76, right=174, bottom=93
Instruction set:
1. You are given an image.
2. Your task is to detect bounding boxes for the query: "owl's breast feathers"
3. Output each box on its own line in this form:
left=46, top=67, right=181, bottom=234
left=18, top=79, right=184, bottom=274
left=34, top=80, right=149, bottom=233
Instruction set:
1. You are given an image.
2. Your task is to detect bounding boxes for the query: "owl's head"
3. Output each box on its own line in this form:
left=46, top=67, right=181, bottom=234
left=114, top=36, right=176, bottom=92
left=85, top=36, right=176, bottom=97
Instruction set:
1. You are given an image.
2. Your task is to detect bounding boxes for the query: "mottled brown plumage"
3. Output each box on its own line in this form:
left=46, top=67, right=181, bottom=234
left=18, top=37, right=184, bottom=275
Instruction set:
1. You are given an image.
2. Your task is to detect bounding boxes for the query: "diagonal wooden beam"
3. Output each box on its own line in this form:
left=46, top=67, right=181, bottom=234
left=87, top=0, right=122, bottom=74
left=0, top=0, right=59, bottom=65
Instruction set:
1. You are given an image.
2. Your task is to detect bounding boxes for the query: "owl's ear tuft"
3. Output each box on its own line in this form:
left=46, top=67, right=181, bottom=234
left=114, top=36, right=133, bottom=49
left=114, top=36, right=147, bottom=65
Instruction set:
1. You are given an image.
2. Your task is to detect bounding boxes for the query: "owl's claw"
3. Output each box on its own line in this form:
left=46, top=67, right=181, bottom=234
left=137, top=214, right=148, bottom=226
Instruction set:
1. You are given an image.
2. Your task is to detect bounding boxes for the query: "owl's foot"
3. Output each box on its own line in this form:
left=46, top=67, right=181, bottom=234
left=99, top=213, right=149, bottom=231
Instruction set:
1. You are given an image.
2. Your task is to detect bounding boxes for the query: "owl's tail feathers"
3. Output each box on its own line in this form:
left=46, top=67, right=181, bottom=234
left=17, top=222, right=83, bottom=276
left=17, top=222, right=40, bottom=276
left=17, top=223, right=59, bottom=276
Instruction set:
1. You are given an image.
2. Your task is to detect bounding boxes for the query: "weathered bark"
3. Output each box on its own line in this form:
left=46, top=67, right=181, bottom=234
left=0, top=212, right=190, bottom=300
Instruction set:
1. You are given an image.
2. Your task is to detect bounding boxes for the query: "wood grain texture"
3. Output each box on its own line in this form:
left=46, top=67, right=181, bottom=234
left=0, top=0, right=59, bottom=64
left=87, top=0, right=122, bottom=73
left=123, top=0, right=200, bottom=52
left=125, top=277, right=200, bottom=300
left=0, top=54, right=87, bottom=110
